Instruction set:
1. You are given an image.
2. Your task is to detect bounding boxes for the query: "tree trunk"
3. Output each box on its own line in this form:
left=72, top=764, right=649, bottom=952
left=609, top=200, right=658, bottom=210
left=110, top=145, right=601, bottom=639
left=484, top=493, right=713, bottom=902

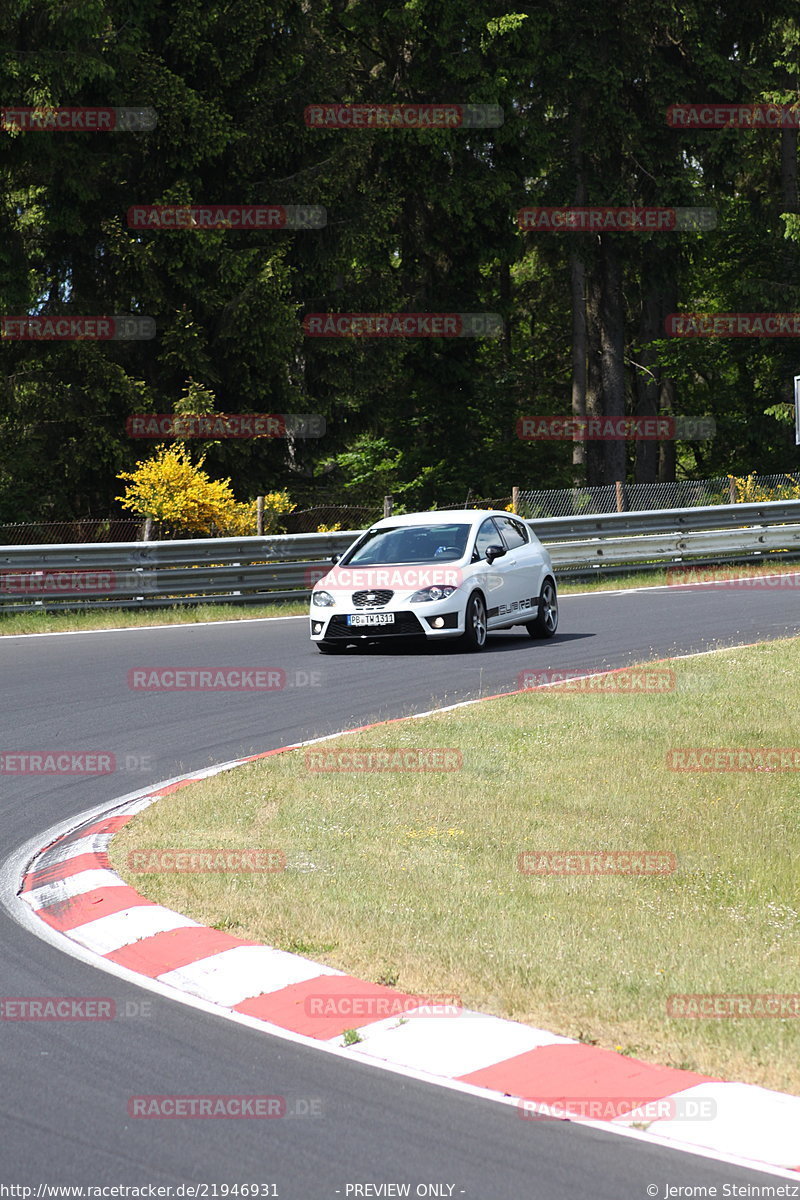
left=500, top=259, right=512, bottom=360
left=570, top=250, right=587, bottom=485
left=634, top=261, right=661, bottom=483
left=658, top=377, right=677, bottom=482
left=780, top=62, right=798, bottom=217
left=598, top=236, right=626, bottom=484
left=781, top=126, right=798, bottom=213
left=569, top=108, right=588, bottom=485
left=585, top=259, right=604, bottom=485
left=780, top=65, right=798, bottom=410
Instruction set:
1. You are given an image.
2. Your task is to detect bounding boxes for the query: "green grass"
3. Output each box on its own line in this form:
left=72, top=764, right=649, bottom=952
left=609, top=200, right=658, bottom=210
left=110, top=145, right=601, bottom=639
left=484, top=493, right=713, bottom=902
left=111, top=636, right=800, bottom=1094
left=2, top=559, right=798, bottom=634
left=0, top=601, right=307, bottom=635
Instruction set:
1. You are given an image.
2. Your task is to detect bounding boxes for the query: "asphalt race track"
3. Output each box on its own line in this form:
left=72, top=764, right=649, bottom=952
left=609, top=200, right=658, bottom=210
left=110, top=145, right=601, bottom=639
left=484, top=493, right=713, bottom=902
left=1, top=582, right=799, bottom=1197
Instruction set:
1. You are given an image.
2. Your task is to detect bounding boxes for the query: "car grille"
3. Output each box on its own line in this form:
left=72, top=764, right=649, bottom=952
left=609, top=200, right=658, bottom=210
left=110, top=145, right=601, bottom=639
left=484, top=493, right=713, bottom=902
left=351, top=589, right=394, bottom=608
left=325, top=613, right=424, bottom=638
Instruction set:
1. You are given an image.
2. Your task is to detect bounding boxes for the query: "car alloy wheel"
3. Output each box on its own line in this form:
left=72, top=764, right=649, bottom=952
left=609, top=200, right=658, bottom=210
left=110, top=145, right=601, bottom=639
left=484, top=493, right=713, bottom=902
left=526, top=578, right=558, bottom=639
left=462, top=591, right=488, bottom=650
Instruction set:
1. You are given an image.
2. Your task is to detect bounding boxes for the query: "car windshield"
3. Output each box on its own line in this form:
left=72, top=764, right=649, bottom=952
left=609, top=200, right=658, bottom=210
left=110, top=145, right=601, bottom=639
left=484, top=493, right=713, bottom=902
left=344, top=523, right=471, bottom=565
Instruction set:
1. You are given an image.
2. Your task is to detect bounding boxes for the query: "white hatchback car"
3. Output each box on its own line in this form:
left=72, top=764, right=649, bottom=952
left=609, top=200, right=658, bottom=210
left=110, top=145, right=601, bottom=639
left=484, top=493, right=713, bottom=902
left=309, top=509, right=558, bottom=653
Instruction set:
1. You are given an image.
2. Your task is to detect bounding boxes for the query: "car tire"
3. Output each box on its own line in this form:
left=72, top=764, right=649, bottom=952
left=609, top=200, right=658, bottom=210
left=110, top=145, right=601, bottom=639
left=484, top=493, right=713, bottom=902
left=460, top=591, right=488, bottom=651
left=526, top=577, right=558, bottom=639
left=316, top=641, right=346, bottom=654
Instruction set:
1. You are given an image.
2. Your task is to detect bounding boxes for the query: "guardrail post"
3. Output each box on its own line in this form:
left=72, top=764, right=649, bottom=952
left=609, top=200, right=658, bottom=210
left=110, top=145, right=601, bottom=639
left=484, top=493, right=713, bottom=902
left=256, top=496, right=264, bottom=536
left=615, top=481, right=626, bottom=512
left=512, top=486, right=519, bottom=515
left=728, top=477, right=737, bottom=504
left=384, top=495, right=393, bottom=518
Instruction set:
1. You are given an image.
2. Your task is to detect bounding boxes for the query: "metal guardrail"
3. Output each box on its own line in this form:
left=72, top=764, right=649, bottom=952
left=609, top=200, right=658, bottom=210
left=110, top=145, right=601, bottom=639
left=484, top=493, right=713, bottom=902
left=2, top=501, right=800, bottom=613
left=547, top=523, right=800, bottom=570
left=530, top=499, right=800, bottom=541
left=0, top=531, right=358, bottom=571
left=0, top=532, right=361, bottom=613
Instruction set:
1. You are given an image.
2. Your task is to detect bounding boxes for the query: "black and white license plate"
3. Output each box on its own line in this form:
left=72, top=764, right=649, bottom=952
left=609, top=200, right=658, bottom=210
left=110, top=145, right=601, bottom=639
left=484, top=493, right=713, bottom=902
left=346, top=612, right=396, bottom=627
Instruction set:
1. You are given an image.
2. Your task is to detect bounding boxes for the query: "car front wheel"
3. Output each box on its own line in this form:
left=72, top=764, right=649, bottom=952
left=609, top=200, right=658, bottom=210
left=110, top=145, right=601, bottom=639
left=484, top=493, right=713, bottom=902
left=526, top=578, right=558, bottom=639
left=461, top=591, right=488, bottom=651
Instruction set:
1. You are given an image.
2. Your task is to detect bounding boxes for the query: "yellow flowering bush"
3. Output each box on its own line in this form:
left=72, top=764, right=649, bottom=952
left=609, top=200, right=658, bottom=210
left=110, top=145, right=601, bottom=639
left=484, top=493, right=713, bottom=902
left=728, top=473, right=800, bottom=503
left=214, top=501, right=260, bottom=537
left=261, top=490, right=296, bottom=531
left=217, top=492, right=296, bottom=537
left=117, top=445, right=236, bottom=535
left=118, top=447, right=297, bottom=538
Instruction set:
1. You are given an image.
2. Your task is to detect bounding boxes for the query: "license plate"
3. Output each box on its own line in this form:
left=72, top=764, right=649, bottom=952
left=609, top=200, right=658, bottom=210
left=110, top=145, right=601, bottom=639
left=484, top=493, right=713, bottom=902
left=347, top=612, right=396, bottom=627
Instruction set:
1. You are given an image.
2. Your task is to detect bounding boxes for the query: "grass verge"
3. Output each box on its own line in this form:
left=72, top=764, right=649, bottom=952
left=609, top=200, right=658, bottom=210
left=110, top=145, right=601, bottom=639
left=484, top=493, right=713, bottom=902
left=111, top=636, right=800, bottom=1093
left=0, top=601, right=306, bottom=636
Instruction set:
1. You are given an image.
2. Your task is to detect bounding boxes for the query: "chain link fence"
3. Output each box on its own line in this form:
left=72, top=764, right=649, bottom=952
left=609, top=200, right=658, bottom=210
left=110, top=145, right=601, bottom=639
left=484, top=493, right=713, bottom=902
left=460, top=492, right=514, bottom=511
left=0, top=507, right=381, bottom=544
left=516, top=475, right=800, bottom=520
left=0, top=516, right=146, bottom=546
left=282, top=504, right=383, bottom=533
left=3, top=475, right=799, bottom=544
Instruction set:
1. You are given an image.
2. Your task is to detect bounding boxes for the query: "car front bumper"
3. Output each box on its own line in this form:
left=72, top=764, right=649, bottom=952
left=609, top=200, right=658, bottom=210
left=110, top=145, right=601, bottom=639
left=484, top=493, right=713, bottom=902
left=309, top=607, right=462, bottom=642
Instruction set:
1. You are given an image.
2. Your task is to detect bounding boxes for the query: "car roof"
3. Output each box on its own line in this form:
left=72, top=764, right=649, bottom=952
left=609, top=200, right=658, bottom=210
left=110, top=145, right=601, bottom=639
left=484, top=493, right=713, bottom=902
left=368, top=509, right=520, bottom=530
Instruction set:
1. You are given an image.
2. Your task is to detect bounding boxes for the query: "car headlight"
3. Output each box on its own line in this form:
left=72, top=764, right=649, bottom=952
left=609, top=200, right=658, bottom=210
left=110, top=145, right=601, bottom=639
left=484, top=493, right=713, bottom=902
left=312, top=590, right=335, bottom=607
left=409, top=585, right=457, bottom=603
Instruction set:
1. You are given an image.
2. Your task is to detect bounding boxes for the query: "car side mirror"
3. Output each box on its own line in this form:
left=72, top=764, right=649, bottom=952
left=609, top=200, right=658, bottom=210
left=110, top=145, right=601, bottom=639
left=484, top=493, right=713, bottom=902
left=330, top=554, right=340, bottom=564
left=485, top=544, right=506, bottom=564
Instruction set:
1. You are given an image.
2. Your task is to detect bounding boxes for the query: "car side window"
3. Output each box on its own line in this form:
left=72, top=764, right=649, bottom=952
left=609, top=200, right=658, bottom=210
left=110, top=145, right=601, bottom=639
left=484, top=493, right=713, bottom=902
left=473, top=518, right=502, bottom=561
left=512, top=518, right=530, bottom=544
left=495, top=516, right=528, bottom=550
